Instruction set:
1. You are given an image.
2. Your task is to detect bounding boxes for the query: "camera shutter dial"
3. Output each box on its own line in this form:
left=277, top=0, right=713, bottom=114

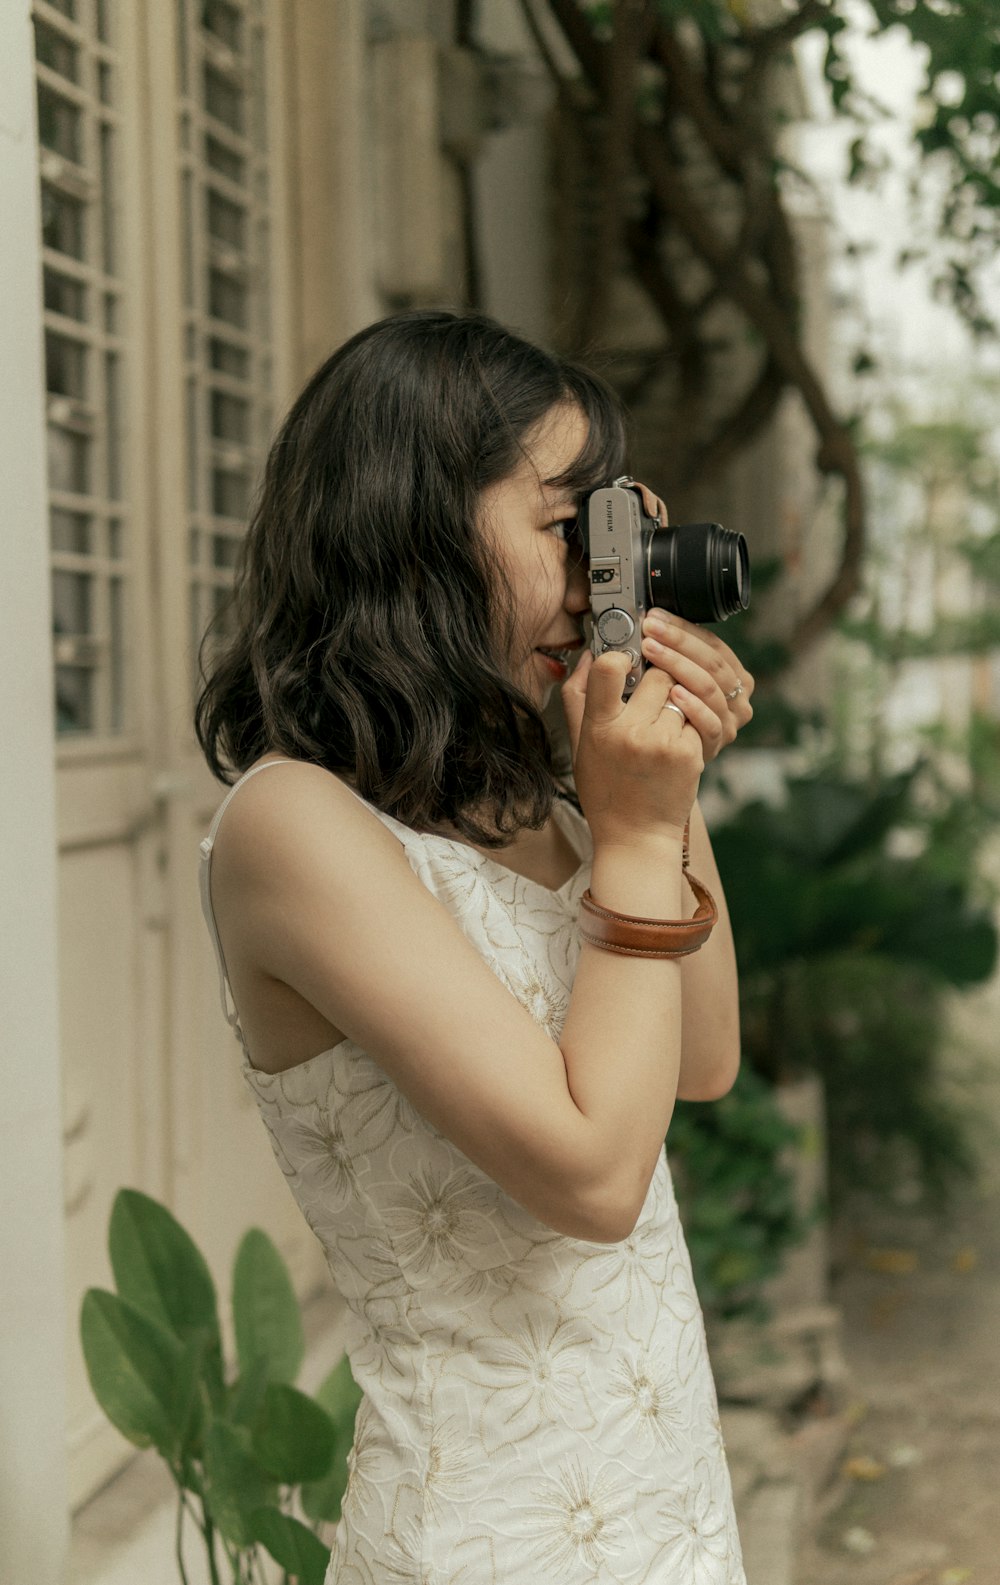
left=596, top=607, right=636, bottom=646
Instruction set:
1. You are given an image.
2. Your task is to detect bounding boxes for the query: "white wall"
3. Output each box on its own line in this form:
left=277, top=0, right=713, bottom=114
left=0, top=5, right=71, bottom=1582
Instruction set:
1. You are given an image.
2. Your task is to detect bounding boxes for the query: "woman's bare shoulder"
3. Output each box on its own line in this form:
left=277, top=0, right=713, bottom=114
left=210, top=757, right=409, bottom=896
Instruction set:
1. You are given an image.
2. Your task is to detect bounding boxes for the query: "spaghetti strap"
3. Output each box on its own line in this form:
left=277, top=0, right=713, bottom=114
left=198, top=758, right=297, bottom=1042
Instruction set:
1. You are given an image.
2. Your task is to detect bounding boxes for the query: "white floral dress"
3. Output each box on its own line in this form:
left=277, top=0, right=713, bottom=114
left=198, top=760, right=746, bottom=1584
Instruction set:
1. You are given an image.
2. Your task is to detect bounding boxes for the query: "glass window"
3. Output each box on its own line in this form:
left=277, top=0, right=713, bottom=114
left=52, top=569, right=93, bottom=636
left=50, top=510, right=92, bottom=554
left=208, top=267, right=247, bottom=327
left=203, top=64, right=243, bottom=134
left=209, top=388, right=248, bottom=443
left=202, top=0, right=243, bottom=52
left=47, top=424, right=90, bottom=495
left=205, top=133, right=244, bottom=183
left=44, top=267, right=87, bottom=321
left=185, top=0, right=273, bottom=694
left=207, top=188, right=245, bottom=249
left=36, top=0, right=130, bottom=738
left=37, top=82, right=83, bottom=163
left=33, top=18, right=79, bottom=80
left=208, top=336, right=249, bottom=378
left=41, top=184, right=85, bottom=260
left=55, top=666, right=94, bottom=734
left=212, top=467, right=248, bottom=519
left=45, top=331, right=88, bottom=399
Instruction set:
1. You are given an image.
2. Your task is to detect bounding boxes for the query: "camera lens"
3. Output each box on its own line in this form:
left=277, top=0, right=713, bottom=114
left=645, top=522, right=750, bottom=624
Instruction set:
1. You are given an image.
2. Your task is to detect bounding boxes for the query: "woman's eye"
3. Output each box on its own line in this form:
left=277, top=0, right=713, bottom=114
left=549, top=519, right=577, bottom=542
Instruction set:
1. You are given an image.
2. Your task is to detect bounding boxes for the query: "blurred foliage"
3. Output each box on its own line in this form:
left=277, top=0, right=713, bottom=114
left=704, top=748, right=998, bottom=1206
left=668, top=1066, right=816, bottom=1320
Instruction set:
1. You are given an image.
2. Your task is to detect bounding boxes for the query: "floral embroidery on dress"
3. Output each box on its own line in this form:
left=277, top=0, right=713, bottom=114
left=200, top=785, right=746, bottom=1584
left=515, top=1457, right=632, bottom=1577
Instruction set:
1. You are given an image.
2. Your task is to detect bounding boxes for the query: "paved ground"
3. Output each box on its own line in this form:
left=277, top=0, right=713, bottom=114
left=795, top=1118, right=1000, bottom=1582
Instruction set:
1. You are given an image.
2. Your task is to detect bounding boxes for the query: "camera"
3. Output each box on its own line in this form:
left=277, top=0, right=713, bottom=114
left=581, top=477, right=750, bottom=700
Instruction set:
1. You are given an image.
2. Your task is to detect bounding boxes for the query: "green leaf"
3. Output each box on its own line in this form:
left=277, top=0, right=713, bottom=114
left=251, top=1507, right=330, bottom=1585
left=172, top=1334, right=207, bottom=1459
left=80, top=1289, right=184, bottom=1459
left=108, top=1191, right=223, bottom=1403
left=252, top=1382, right=337, bottom=1484
left=314, top=1353, right=363, bottom=1429
left=202, top=1420, right=278, bottom=1547
left=300, top=1358, right=361, bottom=1524
left=232, top=1227, right=304, bottom=1385
left=227, top=1353, right=271, bottom=1428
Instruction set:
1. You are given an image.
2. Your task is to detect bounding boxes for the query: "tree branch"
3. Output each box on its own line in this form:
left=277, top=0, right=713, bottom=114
left=679, top=354, right=786, bottom=489
left=577, top=0, right=652, bottom=345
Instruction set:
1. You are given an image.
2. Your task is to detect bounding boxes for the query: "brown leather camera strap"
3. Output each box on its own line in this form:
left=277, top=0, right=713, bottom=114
left=579, top=818, right=718, bottom=958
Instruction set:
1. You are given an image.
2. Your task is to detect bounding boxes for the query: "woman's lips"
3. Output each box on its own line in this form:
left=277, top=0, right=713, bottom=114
left=535, top=650, right=570, bottom=680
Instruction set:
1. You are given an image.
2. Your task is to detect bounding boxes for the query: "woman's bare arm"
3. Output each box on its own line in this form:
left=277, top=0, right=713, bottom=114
left=213, top=763, right=692, bottom=1246
left=676, top=799, right=740, bottom=1101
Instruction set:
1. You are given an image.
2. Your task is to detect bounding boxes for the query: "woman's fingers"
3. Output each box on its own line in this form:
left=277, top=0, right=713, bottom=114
left=560, top=648, right=593, bottom=757
left=576, top=649, right=630, bottom=728
left=642, top=609, right=755, bottom=706
left=666, top=685, right=725, bottom=757
left=639, top=615, right=753, bottom=761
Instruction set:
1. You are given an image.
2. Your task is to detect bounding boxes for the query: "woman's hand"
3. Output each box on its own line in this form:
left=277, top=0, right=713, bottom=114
left=561, top=649, right=704, bottom=848
left=638, top=609, right=754, bottom=761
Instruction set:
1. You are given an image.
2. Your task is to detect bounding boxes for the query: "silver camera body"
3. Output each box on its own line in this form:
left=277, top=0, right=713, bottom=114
left=581, top=476, right=750, bottom=700
left=584, top=478, right=662, bottom=702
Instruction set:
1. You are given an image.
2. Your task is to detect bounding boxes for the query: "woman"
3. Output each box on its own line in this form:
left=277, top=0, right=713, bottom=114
left=196, top=310, right=755, bottom=1583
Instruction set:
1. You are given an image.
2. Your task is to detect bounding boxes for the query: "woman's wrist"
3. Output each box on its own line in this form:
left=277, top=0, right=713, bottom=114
left=589, top=832, right=686, bottom=918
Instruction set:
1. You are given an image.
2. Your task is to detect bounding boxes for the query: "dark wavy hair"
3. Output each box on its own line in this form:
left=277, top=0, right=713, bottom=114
left=194, top=310, right=626, bottom=846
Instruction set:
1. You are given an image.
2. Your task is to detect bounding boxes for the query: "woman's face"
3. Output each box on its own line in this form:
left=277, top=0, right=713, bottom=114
left=478, top=402, right=592, bottom=709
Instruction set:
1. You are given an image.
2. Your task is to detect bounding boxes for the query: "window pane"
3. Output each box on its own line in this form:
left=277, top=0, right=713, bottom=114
left=99, top=61, right=113, bottom=105
left=212, top=467, right=248, bottom=518
left=208, top=336, right=249, bottom=378
left=46, top=331, right=88, bottom=399
left=108, top=519, right=123, bottom=558
left=96, top=0, right=112, bottom=44
left=44, top=267, right=87, bottom=320
left=210, top=388, right=248, bottom=443
left=203, top=64, right=243, bottom=133
left=202, top=0, right=242, bottom=52
left=50, top=509, right=91, bottom=553
left=207, top=188, right=245, bottom=249
left=34, top=18, right=80, bottom=80
left=212, top=581, right=237, bottom=639
left=55, top=666, right=93, bottom=734
left=208, top=267, right=246, bottom=327
left=52, top=569, right=92, bottom=634
left=47, top=424, right=89, bottom=493
left=41, top=184, right=85, bottom=259
left=37, top=83, right=82, bottom=163
left=205, top=133, right=244, bottom=183
left=211, top=532, right=240, bottom=568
